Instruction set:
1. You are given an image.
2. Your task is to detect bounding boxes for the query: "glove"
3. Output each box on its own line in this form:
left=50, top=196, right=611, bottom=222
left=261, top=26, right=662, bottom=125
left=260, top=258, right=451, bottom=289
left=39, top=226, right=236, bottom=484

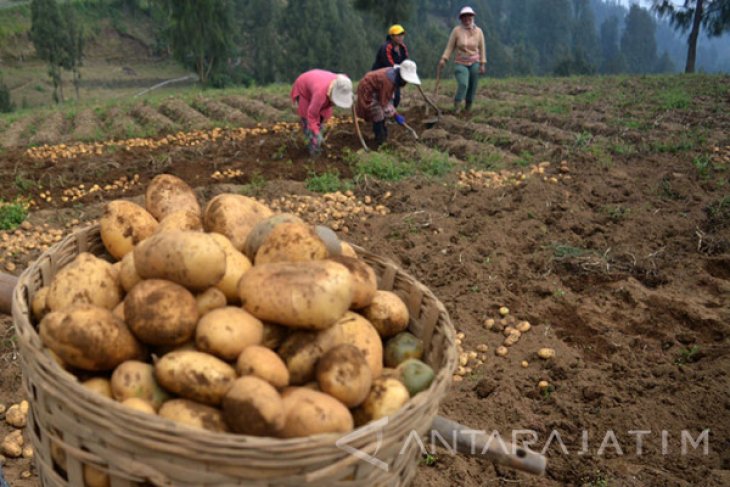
left=394, top=114, right=406, bottom=126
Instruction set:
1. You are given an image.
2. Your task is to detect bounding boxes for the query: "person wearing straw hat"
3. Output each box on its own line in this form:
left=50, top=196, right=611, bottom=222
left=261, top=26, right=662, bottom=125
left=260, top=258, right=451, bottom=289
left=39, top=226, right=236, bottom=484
left=356, top=59, right=420, bottom=149
left=371, top=24, right=410, bottom=108
left=290, top=69, right=354, bottom=155
left=438, top=6, right=487, bottom=114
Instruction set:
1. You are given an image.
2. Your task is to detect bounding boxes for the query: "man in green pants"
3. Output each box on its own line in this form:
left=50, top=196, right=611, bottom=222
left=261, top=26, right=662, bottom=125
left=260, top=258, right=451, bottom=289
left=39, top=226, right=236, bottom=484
left=438, top=6, right=486, bottom=114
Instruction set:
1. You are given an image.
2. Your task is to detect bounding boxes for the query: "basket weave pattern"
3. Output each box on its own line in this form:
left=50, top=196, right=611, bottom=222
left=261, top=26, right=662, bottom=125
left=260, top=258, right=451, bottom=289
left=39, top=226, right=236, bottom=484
left=12, top=225, right=457, bottom=486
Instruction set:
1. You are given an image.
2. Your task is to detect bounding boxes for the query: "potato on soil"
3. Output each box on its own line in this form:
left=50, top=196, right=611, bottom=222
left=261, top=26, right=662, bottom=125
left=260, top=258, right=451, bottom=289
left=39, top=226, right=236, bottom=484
left=328, top=255, right=377, bottom=309
left=158, top=399, right=228, bottom=433
left=1, top=430, right=23, bottom=458
left=254, top=221, right=328, bottom=265
left=154, top=209, right=203, bottom=234
left=120, top=398, right=156, bottom=414
left=238, top=260, right=353, bottom=330
left=244, top=213, right=304, bottom=260
left=134, top=230, right=227, bottom=291
left=82, top=378, right=113, bottom=399
left=4, top=401, right=29, bottom=428
left=195, top=287, right=227, bottom=316
left=154, top=351, right=236, bottom=406
left=100, top=200, right=158, bottom=260
left=125, top=279, right=199, bottom=346
left=384, top=331, right=424, bottom=368
left=46, top=252, right=122, bottom=312
left=119, top=252, right=141, bottom=293
left=316, top=344, right=372, bottom=407
left=322, top=312, right=383, bottom=379
left=279, top=388, right=353, bottom=438
left=236, top=346, right=289, bottom=388
left=111, top=360, right=170, bottom=410
left=362, top=290, right=409, bottom=337
left=396, top=359, right=435, bottom=397
left=145, top=174, right=201, bottom=221
left=222, top=376, right=285, bottom=436
left=203, top=193, right=274, bottom=251
left=195, top=306, right=263, bottom=361
left=40, top=305, right=145, bottom=371
left=209, top=233, right=252, bottom=302
left=359, top=377, right=410, bottom=422
left=31, top=286, right=50, bottom=322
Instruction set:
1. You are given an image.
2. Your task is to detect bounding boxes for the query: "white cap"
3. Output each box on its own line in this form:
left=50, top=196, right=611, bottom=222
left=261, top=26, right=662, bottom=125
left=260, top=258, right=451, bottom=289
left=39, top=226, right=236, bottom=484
left=396, top=60, right=421, bottom=85
left=330, top=75, right=353, bottom=109
left=459, top=6, right=476, bottom=16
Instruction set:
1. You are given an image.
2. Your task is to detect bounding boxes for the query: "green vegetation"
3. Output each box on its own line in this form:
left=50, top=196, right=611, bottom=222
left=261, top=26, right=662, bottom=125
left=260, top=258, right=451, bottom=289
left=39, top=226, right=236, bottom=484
left=305, top=170, right=352, bottom=193
left=417, top=150, right=452, bottom=178
left=675, top=345, right=701, bottom=366
left=352, top=150, right=415, bottom=182
left=239, top=171, right=266, bottom=197
left=550, top=244, right=588, bottom=259
left=0, top=200, right=28, bottom=230
left=602, top=205, right=630, bottom=222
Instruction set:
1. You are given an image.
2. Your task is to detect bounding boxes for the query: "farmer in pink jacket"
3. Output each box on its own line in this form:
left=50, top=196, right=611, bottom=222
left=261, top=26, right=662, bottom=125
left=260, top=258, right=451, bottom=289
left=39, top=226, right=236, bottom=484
left=291, top=70, right=353, bottom=155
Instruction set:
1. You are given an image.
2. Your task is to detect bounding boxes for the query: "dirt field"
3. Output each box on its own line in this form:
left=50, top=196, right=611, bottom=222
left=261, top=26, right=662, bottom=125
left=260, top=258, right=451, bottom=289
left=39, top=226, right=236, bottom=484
left=0, top=74, right=729, bottom=486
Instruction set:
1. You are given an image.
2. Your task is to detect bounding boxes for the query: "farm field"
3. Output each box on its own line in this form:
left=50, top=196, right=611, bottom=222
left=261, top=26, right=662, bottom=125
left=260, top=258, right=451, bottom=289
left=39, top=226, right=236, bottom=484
left=0, top=74, right=729, bottom=486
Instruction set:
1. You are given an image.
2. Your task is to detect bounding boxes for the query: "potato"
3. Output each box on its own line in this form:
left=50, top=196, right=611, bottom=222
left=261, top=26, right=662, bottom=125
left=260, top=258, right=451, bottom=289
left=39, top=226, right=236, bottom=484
left=279, top=388, right=353, bottom=438
left=384, top=331, right=423, bottom=368
left=154, top=351, right=236, bottom=406
left=314, top=225, right=342, bottom=256
left=278, top=331, right=335, bottom=385
left=360, top=377, right=410, bottom=422
left=112, top=301, right=125, bottom=321
left=125, top=279, right=199, bottom=346
left=203, top=193, right=274, bottom=251
left=4, top=401, right=29, bottom=428
left=111, top=360, right=170, bottom=410
left=195, top=307, right=263, bottom=360
left=82, top=378, right=113, bottom=399
left=340, top=241, right=358, bottom=258
left=362, top=290, right=409, bottom=337
left=238, top=260, right=353, bottom=330
left=1, top=430, right=23, bottom=458
left=316, top=345, right=372, bottom=407
left=154, top=210, right=203, bottom=234
left=323, top=312, right=383, bottom=379
left=261, top=322, right=288, bottom=349
left=196, top=287, right=227, bottom=316
left=134, top=231, right=226, bottom=291
left=100, top=200, right=158, bottom=260
left=396, top=359, right=435, bottom=397
left=329, top=256, right=377, bottom=309
left=236, top=346, right=289, bottom=388
left=31, top=286, right=50, bottom=322
left=209, top=233, right=252, bottom=302
left=40, top=305, right=145, bottom=371
left=254, top=222, right=328, bottom=265
left=222, top=376, right=285, bottom=436
left=118, top=252, right=141, bottom=293
left=46, top=253, right=122, bottom=312
left=83, top=465, right=110, bottom=487
left=244, top=213, right=304, bottom=260
left=120, top=398, right=156, bottom=414
left=145, top=174, right=201, bottom=221
left=158, top=399, right=228, bottom=432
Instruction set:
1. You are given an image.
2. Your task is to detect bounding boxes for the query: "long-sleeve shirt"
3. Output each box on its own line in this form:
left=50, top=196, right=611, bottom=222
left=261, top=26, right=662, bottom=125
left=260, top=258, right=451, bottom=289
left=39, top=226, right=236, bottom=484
left=372, top=37, right=409, bottom=70
left=355, top=68, right=397, bottom=121
left=440, top=25, right=487, bottom=66
left=290, top=69, right=337, bottom=136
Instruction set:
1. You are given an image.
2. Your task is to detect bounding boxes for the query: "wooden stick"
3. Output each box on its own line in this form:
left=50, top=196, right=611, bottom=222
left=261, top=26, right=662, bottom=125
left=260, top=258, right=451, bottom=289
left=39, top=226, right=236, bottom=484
left=351, top=104, right=370, bottom=152
left=0, top=272, right=18, bottom=315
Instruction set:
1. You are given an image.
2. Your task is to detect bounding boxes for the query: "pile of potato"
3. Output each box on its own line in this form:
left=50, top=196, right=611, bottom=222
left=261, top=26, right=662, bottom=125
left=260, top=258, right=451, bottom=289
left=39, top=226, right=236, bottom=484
left=31, top=174, right=436, bottom=442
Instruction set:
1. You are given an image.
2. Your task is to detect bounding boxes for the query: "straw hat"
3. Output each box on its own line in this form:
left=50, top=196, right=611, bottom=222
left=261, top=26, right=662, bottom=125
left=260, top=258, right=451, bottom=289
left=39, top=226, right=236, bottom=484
left=329, top=75, right=353, bottom=109
left=395, top=60, right=421, bottom=85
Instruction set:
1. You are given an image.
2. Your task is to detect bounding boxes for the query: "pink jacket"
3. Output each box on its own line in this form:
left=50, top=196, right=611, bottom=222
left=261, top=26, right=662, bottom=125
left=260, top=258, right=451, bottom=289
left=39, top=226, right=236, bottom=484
left=290, top=69, right=337, bottom=136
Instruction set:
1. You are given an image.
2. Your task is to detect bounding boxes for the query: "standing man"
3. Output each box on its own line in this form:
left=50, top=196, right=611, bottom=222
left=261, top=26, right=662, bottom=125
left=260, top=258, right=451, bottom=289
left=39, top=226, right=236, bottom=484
left=356, top=60, right=421, bottom=149
left=371, top=24, right=410, bottom=108
left=438, top=6, right=487, bottom=114
left=291, top=69, right=354, bottom=155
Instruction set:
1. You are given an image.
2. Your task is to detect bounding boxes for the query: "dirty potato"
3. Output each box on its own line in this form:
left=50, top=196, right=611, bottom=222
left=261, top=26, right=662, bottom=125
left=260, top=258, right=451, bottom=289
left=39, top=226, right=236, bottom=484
left=322, top=312, right=383, bottom=379
left=203, top=193, right=274, bottom=251
left=279, top=388, right=353, bottom=438
left=145, top=174, right=201, bottom=221
left=328, top=255, right=377, bottom=309
left=111, top=360, right=170, bottom=410
left=244, top=213, right=304, bottom=260
left=158, top=399, right=228, bottom=432
left=359, top=377, right=410, bottom=422
left=236, top=346, right=289, bottom=388
left=82, top=378, right=113, bottom=399
left=154, top=351, right=236, bottom=406
left=118, top=252, right=142, bottom=293
left=316, top=345, right=372, bottom=407
left=31, top=286, right=50, bottom=322
left=46, top=252, right=122, bottom=312
left=208, top=233, right=252, bottom=303
left=254, top=222, right=328, bottom=265
left=154, top=209, right=203, bottom=234
left=278, top=331, right=336, bottom=385
left=222, top=376, right=285, bottom=436
left=362, top=290, right=410, bottom=338
left=195, top=287, right=227, bottom=316
left=195, top=306, right=263, bottom=361
left=100, top=200, right=158, bottom=260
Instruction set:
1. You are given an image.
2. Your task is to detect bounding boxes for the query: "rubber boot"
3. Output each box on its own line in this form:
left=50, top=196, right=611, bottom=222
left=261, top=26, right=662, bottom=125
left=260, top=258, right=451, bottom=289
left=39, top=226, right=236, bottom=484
left=373, top=121, right=387, bottom=149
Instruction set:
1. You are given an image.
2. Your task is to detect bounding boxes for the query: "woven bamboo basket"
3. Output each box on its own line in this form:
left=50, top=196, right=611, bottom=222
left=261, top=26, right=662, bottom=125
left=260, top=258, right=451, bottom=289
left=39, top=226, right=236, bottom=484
left=12, top=225, right=457, bottom=487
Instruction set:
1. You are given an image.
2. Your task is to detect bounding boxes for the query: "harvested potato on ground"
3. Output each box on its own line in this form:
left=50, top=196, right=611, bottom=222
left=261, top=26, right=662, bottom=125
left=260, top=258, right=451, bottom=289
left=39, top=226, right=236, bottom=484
left=538, top=348, right=556, bottom=359
left=222, top=376, right=285, bottom=436
left=118, top=252, right=141, bottom=293
left=111, top=360, right=170, bottom=410
left=244, top=213, right=304, bottom=260
left=154, top=210, right=203, bottom=234
left=279, top=388, right=353, bottom=438
left=316, top=345, right=372, bottom=407
left=384, top=331, right=424, bottom=368
left=155, top=351, right=236, bottom=406
left=100, top=200, right=158, bottom=260
left=82, top=378, right=113, bottom=399
left=396, top=359, right=435, bottom=397
left=261, top=322, right=288, bottom=349
left=362, top=290, right=409, bottom=337
left=46, top=253, right=122, bottom=312
left=31, top=286, right=49, bottom=322
left=238, top=260, right=353, bottom=330
left=359, top=377, right=410, bottom=423
left=209, top=233, right=252, bottom=302
left=195, top=287, right=227, bottom=316
left=84, top=465, right=110, bottom=487
left=322, top=312, right=383, bottom=379
left=328, top=256, right=377, bottom=309
left=145, top=174, right=201, bottom=221
left=125, top=279, right=199, bottom=346
left=203, top=193, right=274, bottom=251
left=196, top=307, right=263, bottom=360
left=254, top=222, right=328, bottom=265
left=1, top=430, right=23, bottom=458
left=134, top=231, right=227, bottom=291
left=4, top=401, right=29, bottom=428
left=158, top=399, right=228, bottom=432
left=120, top=398, right=156, bottom=414
left=40, top=305, right=145, bottom=371
left=236, top=346, right=289, bottom=388
left=278, top=331, right=334, bottom=385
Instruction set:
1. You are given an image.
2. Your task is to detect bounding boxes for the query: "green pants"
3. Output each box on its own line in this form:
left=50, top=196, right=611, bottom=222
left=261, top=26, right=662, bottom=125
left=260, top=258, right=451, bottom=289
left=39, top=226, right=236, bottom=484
left=454, top=63, right=480, bottom=103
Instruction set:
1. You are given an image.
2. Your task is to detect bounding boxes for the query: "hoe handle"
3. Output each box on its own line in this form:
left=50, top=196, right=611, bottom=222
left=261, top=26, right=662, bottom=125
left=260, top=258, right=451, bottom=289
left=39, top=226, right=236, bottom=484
left=352, top=104, right=370, bottom=152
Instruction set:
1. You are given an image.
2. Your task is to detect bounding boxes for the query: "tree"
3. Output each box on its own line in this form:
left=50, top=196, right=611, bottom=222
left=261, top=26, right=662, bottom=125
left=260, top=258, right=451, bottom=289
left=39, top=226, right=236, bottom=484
left=157, top=0, right=234, bottom=85
left=0, top=77, right=14, bottom=113
left=572, top=0, right=601, bottom=70
left=528, top=0, right=573, bottom=74
left=600, top=15, right=625, bottom=73
left=651, top=0, right=730, bottom=73
left=60, top=2, right=84, bottom=100
left=621, top=5, right=658, bottom=74
left=30, top=0, right=66, bottom=102
left=352, top=0, right=413, bottom=26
